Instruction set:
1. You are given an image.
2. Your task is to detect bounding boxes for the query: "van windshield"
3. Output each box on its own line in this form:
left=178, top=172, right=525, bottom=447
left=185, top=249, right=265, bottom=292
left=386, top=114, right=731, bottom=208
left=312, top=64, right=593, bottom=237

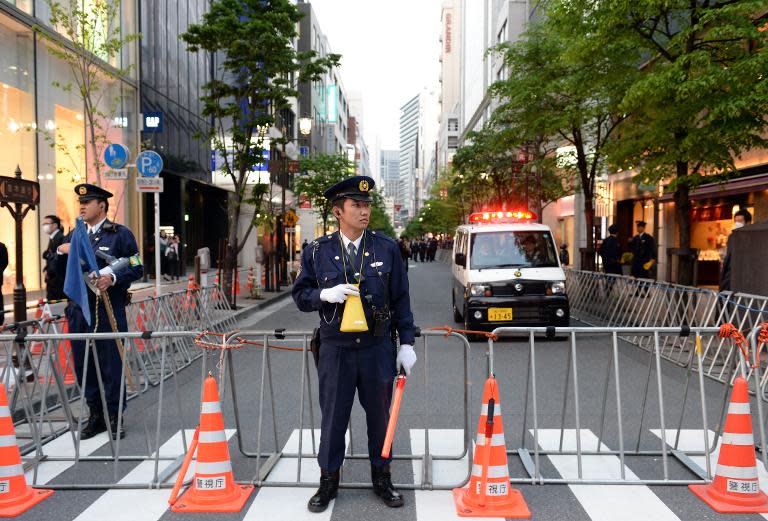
left=470, top=231, right=559, bottom=269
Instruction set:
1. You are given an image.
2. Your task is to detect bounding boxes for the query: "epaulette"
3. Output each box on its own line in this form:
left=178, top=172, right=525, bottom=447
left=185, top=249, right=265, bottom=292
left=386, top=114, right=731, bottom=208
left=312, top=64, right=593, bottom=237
left=370, top=230, right=395, bottom=243
left=102, top=221, right=120, bottom=232
left=318, top=232, right=335, bottom=243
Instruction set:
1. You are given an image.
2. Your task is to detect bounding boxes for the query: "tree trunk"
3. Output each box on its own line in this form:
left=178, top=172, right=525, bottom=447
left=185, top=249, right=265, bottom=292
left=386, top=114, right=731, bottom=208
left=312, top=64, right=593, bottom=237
left=674, top=161, right=694, bottom=286
left=224, top=193, right=242, bottom=307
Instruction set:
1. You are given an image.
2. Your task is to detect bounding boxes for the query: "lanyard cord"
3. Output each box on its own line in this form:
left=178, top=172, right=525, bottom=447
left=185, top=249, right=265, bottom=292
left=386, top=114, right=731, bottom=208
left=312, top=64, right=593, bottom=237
left=339, top=231, right=366, bottom=285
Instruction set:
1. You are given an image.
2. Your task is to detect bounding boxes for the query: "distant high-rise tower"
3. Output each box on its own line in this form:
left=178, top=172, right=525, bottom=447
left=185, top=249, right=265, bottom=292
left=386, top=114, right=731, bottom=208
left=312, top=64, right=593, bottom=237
left=399, top=94, right=420, bottom=222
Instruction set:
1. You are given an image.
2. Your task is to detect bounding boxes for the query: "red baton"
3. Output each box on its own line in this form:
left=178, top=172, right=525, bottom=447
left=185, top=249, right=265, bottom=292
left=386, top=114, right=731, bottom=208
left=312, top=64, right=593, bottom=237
left=381, top=371, right=407, bottom=459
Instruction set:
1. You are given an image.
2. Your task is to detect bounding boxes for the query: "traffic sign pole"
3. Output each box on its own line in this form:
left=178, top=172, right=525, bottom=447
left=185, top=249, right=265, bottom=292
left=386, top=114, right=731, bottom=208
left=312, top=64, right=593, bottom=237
left=154, top=192, right=160, bottom=296
left=136, top=150, right=164, bottom=296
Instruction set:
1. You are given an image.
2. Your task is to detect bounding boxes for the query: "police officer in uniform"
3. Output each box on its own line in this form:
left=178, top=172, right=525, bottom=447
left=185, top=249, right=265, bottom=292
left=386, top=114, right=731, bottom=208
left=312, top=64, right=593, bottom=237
left=293, top=176, right=417, bottom=512
left=59, top=184, right=143, bottom=439
left=629, top=220, right=656, bottom=279
left=599, top=224, right=622, bottom=275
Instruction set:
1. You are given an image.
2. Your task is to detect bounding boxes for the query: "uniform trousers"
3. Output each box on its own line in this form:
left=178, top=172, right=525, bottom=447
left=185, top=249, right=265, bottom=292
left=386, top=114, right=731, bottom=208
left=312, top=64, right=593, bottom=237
left=317, top=340, right=396, bottom=471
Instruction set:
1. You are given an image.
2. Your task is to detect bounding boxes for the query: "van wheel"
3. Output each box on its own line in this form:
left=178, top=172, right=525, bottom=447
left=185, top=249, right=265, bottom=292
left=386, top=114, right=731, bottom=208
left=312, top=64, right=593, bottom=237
left=452, top=293, right=463, bottom=323
left=463, top=308, right=483, bottom=343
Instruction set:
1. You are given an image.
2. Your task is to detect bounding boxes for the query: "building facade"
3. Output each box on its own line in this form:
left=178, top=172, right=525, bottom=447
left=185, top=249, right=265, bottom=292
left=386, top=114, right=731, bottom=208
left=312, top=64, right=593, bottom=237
left=0, top=0, right=140, bottom=295
left=398, top=94, right=420, bottom=224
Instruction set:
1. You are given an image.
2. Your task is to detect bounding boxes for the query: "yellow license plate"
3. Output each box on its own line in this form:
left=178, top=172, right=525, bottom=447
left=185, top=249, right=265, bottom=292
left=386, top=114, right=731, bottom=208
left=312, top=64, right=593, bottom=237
left=488, top=308, right=513, bottom=321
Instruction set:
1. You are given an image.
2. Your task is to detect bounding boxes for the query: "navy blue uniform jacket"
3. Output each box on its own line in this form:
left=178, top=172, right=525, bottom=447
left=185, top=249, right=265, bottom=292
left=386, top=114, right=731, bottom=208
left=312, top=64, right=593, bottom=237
left=292, top=230, right=416, bottom=348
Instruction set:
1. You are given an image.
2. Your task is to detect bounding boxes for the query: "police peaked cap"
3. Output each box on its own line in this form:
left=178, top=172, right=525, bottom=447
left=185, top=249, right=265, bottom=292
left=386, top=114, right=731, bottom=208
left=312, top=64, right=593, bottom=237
left=74, top=183, right=113, bottom=202
left=324, top=176, right=375, bottom=203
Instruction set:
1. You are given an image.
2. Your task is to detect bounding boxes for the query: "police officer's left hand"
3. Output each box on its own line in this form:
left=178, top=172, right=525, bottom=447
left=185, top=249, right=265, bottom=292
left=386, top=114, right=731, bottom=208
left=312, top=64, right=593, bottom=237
left=396, top=344, right=417, bottom=376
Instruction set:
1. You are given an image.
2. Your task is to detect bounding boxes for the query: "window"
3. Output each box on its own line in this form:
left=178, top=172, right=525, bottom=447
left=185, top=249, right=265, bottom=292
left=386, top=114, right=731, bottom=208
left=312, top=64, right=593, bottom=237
left=470, top=231, right=559, bottom=269
left=448, top=118, right=459, bottom=132
left=448, top=136, right=458, bottom=149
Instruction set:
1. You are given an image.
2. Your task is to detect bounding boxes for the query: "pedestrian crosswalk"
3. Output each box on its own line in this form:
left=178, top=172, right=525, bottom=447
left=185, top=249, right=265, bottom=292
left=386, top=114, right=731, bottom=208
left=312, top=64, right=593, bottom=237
left=18, top=427, right=768, bottom=521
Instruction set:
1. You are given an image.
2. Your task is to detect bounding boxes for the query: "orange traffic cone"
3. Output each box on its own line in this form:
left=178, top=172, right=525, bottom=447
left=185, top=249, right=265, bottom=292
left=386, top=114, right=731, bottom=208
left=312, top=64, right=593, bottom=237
left=56, top=320, right=76, bottom=386
left=0, top=383, right=53, bottom=516
left=246, top=266, right=254, bottom=294
left=689, top=376, right=768, bottom=513
left=185, top=275, right=198, bottom=311
left=171, top=376, right=253, bottom=512
left=29, top=300, right=45, bottom=355
left=453, top=376, right=530, bottom=518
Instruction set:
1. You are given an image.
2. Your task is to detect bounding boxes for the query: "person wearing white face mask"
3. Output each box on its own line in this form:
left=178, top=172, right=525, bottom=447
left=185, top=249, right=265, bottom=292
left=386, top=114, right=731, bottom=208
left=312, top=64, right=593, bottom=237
left=720, top=209, right=752, bottom=291
left=41, top=215, right=67, bottom=301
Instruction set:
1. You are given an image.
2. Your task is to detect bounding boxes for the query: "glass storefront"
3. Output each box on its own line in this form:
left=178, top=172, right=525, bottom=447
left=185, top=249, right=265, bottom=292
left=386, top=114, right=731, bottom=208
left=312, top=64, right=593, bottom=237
left=0, top=5, right=139, bottom=296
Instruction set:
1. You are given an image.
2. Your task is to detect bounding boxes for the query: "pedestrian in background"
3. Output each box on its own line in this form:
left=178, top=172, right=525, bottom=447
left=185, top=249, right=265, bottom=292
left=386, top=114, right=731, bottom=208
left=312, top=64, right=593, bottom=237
left=42, top=215, right=67, bottom=301
left=559, top=243, right=570, bottom=266
left=599, top=224, right=622, bottom=275
left=720, top=209, right=752, bottom=291
left=159, top=231, right=169, bottom=281
left=166, top=235, right=180, bottom=281
left=629, top=220, right=656, bottom=279
left=0, top=241, right=7, bottom=325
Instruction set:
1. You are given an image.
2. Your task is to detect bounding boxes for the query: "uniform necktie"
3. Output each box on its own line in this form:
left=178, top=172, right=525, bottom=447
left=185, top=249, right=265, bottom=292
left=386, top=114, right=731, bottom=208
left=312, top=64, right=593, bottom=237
left=347, top=242, right=357, bottom=270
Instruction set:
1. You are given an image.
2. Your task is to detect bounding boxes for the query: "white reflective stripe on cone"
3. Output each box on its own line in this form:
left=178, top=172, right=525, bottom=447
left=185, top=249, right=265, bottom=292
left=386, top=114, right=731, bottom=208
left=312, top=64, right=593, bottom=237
left=721, top=432, right=755, bottom=446
left=476, top=433, right=506, bottom=447
left=0, top=406, right=10, bottom=417
left=727, top=402, right=751, bottom=415
left=196, top=460, right=232, bottom=475
left=0, top=435, right=17, bottom=448
left=716, top=464, right=759, bottom=480
left=480, top=403, right=501, bottom=416
left=198, top=430, right=228, bottom=443
left=200, top=401, right=222, bottom=414
left=0, top=463, right=24, bottom=477
left=471, top=464, right=509, bottom=478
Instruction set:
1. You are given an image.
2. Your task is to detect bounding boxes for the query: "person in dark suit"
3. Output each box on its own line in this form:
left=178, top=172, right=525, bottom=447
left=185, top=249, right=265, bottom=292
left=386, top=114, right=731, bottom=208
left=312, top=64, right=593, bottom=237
left=0, top=241, right=7, bottom=325
left=720, top=209, right=752, bottom=291
left=59, top=184, right=144, bottom=440
left=293, top=175, right=416, bottom=512
left=629, top=220, right=656, bottom=278
left=42, top=215, right=67, bottom=301
left=599, top=224, right=622, bottom=275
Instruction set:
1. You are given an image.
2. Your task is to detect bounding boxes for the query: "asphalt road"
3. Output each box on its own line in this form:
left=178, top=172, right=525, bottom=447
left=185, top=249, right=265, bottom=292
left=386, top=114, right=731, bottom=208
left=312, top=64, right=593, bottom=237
left=14, top=259, right=768, bottom=521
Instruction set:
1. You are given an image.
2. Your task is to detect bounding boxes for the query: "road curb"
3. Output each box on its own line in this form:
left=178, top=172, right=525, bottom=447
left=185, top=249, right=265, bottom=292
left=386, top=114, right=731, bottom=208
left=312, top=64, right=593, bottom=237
left=231, top=289, right=293, bottom=323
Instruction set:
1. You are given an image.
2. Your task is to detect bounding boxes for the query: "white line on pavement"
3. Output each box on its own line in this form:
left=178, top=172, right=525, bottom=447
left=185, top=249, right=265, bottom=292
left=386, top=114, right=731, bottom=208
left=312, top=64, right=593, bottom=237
left=242, top=428, right=348, bottom=521
left=410, top=428, right=498, bottom=521
left=73, top=429, right=235, bottom=521
left=535, top=429, right=680, bottom=521
left=25, top=431, right=111, bottom=485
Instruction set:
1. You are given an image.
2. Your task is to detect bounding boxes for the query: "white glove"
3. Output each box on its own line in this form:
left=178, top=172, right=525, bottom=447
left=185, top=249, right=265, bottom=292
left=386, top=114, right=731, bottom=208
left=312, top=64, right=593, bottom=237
left=319, top=283, right=360, bottom=304
left=396, top=344, right=417, bottom=376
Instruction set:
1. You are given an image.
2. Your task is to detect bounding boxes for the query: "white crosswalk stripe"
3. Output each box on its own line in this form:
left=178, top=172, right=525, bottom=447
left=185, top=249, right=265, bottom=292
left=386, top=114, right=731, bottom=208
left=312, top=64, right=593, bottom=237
left=25, top=431, right=111, bottom=485
left=410, top=428, right=498, bottom=521
left=241, top=428, right=348, bottom=521
left=650, top=428, right=768, bottom=521
left=535, top=429, right=680, bottom=521
left=73, top=429, right=234, bottom=521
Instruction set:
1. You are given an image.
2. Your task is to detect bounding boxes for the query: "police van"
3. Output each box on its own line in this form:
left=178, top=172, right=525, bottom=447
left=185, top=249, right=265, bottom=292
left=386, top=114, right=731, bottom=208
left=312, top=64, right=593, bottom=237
left=451, top=210, right=569, bottom=338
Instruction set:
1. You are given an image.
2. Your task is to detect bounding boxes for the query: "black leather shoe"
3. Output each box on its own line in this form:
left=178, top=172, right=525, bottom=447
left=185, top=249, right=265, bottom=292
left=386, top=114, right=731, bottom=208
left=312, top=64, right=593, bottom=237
left=372, top=465, right=404, bottom=508
left=308, top=470, right=339, bottom=513
left=80, top=413, right=106, bottom=440
left=108, top=416, right=126, bottom=440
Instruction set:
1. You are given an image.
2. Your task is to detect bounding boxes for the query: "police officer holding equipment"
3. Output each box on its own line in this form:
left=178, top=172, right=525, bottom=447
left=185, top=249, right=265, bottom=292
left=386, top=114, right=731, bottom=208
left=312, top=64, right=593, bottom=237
left=42, top=215, right=67, bottom=301
left=629, top=220, right=656, bottom=278
left=59, top=184, right=143, bottom=439
left=293, top=175, right=417, bottom=512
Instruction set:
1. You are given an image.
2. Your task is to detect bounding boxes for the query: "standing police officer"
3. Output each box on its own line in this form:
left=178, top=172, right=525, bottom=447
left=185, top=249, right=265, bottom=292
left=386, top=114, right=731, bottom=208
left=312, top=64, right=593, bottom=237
left=59, top=184, right=143, bottom=439
left=629, top=220, right=656, bottom=279
left=293, top=176, right=417, bottom=512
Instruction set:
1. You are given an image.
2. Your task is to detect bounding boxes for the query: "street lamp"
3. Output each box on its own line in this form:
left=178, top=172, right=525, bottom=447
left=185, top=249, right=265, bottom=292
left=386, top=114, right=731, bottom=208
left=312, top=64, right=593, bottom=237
left=299, top=117, right=312, bottom=136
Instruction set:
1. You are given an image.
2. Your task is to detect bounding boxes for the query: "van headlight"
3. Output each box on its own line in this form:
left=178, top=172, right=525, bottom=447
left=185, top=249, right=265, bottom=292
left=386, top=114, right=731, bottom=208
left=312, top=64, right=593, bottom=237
left=469, top=284, right=490, bottom=297
left=549, top=281, right=566, bottom=295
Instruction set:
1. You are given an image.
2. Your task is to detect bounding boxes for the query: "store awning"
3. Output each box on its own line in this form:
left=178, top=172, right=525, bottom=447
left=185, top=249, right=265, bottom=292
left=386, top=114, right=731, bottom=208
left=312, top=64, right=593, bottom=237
left=659, top=172, right=768, bottom=202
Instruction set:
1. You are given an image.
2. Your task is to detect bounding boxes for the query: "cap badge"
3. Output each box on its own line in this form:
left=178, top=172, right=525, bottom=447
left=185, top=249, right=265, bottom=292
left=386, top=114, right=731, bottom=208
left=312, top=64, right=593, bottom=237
left=78, top=186, right=87, bottom=195
left=359, top=180, right=369, bottom=192
left=514, top=270, right=522, bottom=278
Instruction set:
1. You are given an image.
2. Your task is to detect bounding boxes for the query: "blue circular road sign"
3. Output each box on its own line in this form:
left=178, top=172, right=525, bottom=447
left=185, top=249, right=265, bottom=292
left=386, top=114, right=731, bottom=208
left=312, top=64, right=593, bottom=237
left=104, top=143, right=130, bottom=169
left=136, top=150, right=164, bottom=177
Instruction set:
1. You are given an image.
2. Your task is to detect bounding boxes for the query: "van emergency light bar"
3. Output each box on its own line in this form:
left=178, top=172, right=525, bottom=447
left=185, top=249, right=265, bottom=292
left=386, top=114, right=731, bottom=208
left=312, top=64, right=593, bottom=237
left=468, top=210, right=536, bottom=223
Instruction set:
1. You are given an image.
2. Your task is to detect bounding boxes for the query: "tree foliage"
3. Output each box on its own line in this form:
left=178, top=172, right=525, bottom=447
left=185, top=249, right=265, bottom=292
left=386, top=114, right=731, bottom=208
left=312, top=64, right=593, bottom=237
left=182, top=0, right=339, bottom=300
left=293, top=154, right=352, bottom=233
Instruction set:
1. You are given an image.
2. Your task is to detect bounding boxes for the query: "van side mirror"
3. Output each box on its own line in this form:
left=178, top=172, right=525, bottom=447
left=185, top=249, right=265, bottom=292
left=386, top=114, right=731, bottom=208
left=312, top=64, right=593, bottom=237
left=454, top=252, right=466, bottom=267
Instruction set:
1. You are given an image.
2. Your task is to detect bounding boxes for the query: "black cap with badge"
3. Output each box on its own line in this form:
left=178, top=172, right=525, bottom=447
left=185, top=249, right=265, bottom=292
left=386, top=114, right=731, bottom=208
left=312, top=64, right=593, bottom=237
left=74, top=183, right=113, bottom=202
left=323, top=176, right=375, bottom=203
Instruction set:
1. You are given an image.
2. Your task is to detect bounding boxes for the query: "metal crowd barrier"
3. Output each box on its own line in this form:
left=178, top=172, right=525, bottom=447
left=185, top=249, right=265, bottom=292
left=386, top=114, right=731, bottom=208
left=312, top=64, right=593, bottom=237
left=219, top=329, right=474, bottom=491
left=0, top=330, right=199, bottom=489
left=487, top=326, right=744, bottom=485
left=566, top=269, right=768, bottom=390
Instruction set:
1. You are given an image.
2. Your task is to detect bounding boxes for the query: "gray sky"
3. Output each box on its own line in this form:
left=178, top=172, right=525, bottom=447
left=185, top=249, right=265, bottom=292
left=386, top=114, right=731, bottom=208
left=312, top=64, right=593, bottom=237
left=308, top=0, right=444, bottom=151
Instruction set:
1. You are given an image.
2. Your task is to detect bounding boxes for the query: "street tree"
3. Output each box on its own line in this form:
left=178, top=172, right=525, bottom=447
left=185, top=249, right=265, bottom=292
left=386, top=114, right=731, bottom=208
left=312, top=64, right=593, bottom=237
left=591, top=0, right=768, bottom=284
left=182, top=0, right=339, bottom=302
left=35, top=0, right=140, bottom=192
left=293, top=154, right=353, bottom=234
left=491, top=10, right=638, bottom=261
